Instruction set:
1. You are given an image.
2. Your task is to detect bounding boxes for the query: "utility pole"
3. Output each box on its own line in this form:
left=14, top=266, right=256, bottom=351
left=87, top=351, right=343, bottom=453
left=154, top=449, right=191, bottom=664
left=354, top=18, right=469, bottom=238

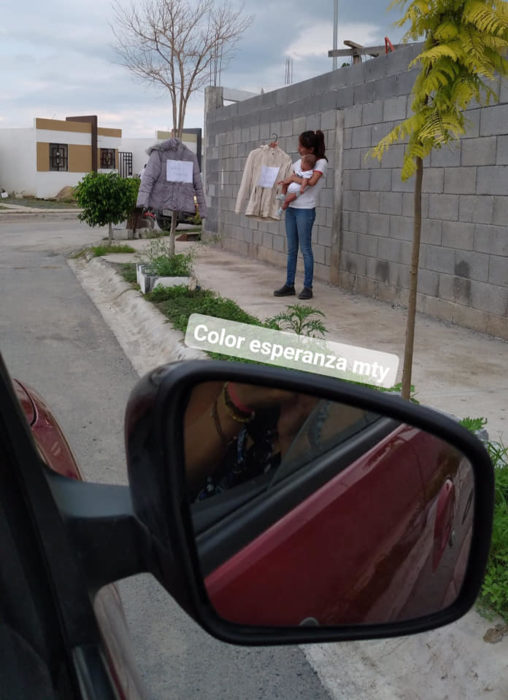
left=332, top=0, right=338, bottom=70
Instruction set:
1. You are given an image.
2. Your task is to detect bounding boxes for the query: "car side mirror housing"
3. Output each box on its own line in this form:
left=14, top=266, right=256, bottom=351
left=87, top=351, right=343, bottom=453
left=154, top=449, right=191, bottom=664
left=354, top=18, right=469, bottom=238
left=125, top=360, right=494, bottom=646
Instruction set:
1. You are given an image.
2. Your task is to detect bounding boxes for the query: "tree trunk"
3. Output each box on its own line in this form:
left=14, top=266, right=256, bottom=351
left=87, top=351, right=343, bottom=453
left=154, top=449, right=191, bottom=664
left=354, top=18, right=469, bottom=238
left=168, top=209, right=177, bottom=257
left=401, top=156, right=424, bottom=400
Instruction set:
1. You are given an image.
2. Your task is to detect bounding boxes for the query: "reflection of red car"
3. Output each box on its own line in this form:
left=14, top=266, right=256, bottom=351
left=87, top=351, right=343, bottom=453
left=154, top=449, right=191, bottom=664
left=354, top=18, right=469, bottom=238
left=200, top=416, right=474, bottom=627
left=13, top=379, right=145, bottom=699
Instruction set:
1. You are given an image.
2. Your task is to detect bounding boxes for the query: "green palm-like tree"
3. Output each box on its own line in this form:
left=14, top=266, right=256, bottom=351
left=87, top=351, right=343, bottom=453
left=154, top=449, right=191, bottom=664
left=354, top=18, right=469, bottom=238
left=371, top=0, right=508, bottom=399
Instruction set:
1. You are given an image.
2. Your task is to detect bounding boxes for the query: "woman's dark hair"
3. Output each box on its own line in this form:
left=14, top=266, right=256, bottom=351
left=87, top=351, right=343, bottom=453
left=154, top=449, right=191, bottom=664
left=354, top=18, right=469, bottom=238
left=299, top=130, right=327, bottom=160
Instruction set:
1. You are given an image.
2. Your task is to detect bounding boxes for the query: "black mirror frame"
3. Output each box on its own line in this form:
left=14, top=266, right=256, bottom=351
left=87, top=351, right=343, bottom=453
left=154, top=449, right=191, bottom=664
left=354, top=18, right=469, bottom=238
left=126, top=360, right=494, bottom=646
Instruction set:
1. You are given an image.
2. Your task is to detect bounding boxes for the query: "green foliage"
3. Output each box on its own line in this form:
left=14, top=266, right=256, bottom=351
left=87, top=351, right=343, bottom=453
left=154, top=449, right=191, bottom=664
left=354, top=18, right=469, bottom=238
left=479, top=440, right=508, bottom=621
left=118, top=262, right=138, bottom=285
left=146, top=286, right=262, bottom=333
left=372, top=0, right=508, bottom=178
left=265, top=305, right=328, bottom=338
left=74, top=172, right=139, bottom=227
left=90, top=244, right=136, bottom=257
left=460, top=416, right=488, bottom=432
left=142, top=239, right=194, bottom=276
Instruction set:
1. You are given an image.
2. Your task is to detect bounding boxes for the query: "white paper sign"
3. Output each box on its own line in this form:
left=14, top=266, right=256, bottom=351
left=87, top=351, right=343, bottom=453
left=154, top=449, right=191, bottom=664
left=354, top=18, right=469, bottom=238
left=257, top=165, right=280, bottom=189
left=166, top=160, right=193, bottom=183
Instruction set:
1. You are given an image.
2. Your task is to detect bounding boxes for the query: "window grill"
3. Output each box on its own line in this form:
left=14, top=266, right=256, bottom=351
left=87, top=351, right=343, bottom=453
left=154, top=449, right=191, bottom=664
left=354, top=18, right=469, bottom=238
left=118, top=152, right=133, bottom=177
left=50, top=144, right=68, bottom=171
left=100, top=148, right=116, bottom=169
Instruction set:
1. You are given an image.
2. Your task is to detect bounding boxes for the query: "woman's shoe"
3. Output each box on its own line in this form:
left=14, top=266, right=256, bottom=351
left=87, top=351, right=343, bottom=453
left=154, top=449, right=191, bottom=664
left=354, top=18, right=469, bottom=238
left=273, top=285, right=296, bottom=297
left=298, top=287, right=313, bottom=300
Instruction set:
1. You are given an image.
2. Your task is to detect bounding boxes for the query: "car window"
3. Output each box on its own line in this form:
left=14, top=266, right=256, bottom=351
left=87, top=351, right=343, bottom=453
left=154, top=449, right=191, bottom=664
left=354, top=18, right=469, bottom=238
left=270, top=400, right=382, bottom=487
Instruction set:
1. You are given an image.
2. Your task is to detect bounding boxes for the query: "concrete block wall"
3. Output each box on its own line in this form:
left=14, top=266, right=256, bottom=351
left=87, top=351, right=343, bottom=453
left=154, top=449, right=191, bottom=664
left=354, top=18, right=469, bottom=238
left=204, top=43, right=508, bottom=339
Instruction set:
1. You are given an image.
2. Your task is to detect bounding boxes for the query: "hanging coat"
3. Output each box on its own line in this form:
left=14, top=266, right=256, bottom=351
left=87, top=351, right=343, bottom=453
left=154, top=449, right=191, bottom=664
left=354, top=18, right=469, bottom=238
left=235, top=145, right=292, bottom=221
left=136, top=138, right=207, bottom=217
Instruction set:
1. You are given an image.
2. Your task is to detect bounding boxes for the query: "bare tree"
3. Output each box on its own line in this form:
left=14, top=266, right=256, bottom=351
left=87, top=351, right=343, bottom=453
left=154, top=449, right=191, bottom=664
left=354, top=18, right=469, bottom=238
left=111, top=0, right=252, bottom=137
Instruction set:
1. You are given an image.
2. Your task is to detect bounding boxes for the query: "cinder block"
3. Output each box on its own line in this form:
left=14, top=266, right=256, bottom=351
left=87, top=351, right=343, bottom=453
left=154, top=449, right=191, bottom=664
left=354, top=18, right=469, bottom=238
left=349, top=170, right=370, bottom=191
left=459, top=195, right=494, bottom=224
left=417, top=269, right=440, bottom=297
left=384, top=96, right=407, bottom=122
left=342, top=231, right=358, bottom=253
left=317, top=227, right=332, bottom=247
left=352, top=126, right=372, bottom=148
left=389, top=216, right=413, bottom=240
left=343, top=252, right=368, bottom=276
left=392, top=170, right=415, bottom=192
left=462, top=137, right=497, bottom=166
left=344, top=129, right=353, bottom=149
left=343, top=149, right=362, bottom=170
left=489, top=256, right=508, bottom=286
left=422, top=168, right=444, bottom=193
left=477, top=166, right=508, bottom=195
left=442, top=221, right=474, bottom=250
left=378, top=238, right=412, bottom=264
left=422, top=219, right=443, bottom=245
left=444, top=167, right=477, bottom=194
left=359, top=191, right=380, bottom=213
left=321, top=110, right=337, bottom=131
left=343, top=190, right=360, bottom=211
left=423, top=244, right=456, bottom=274
left=379, top=145, right=405, bottom=168
left=345, top=104, right=363, bottom=128
left=430, top=145, right=461, bottom=167
left=363, top=101, right=384, bottom=125
left=428, top=194, right=459, bottom=221
left=480, top=104, right=508, bottom=136
left=380, top=192, right=403, bottom=215
left=470, top=279, right=508, bottom=315
left=454, top=250, right=490, bottom=282
left=368, top=213, right=390, bottom=236
left=357, top=233, right=379, bottom=257
left=492, top=196, right=508, bottom=225
left=370, top=169, right=392, bottom=191
left=474, top=224, right=508, bottom=255
left=496, top=136, right=508, bottom=165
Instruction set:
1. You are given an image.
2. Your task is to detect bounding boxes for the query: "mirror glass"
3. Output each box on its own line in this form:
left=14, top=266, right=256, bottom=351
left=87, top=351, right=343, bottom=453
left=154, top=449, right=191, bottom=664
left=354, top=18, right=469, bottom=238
left=184, top=380, right=475, bottom=628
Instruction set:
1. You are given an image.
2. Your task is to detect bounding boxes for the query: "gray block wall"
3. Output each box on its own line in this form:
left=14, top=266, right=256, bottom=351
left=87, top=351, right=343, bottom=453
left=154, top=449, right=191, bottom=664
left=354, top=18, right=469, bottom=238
left=204, top=44, right=508, bottom=339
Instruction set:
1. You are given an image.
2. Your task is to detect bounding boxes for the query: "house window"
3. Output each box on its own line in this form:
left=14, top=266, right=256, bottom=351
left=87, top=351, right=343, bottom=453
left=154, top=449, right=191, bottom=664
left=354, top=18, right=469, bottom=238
left=100, top=148, right=116, bottom=169
left=50, top=144, right=68, bottom=171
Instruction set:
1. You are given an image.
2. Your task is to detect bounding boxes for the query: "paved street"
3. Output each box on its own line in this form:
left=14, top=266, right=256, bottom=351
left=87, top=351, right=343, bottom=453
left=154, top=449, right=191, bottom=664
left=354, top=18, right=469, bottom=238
left=0, top=213, right=331, bottom=699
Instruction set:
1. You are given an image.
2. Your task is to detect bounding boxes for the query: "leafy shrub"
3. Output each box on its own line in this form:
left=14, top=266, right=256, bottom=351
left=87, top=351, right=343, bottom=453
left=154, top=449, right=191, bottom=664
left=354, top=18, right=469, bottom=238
left=480, top=440, right=508, bottom=621
left=265, top=304, right=327, bottom=338
left=74, top=173, right=139, bottom=240
left=142, top=239, right=194, bottom=276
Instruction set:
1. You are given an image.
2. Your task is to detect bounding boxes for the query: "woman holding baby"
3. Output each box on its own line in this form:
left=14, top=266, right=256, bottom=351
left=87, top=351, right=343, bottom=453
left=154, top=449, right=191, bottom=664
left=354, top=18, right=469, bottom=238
left=274, top=130, right=328, bottom=301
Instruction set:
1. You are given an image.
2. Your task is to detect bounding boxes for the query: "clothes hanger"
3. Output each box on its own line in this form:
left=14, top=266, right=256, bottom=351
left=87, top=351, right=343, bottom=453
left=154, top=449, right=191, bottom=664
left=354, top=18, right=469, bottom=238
left=269, top=133, right=278, bottom=148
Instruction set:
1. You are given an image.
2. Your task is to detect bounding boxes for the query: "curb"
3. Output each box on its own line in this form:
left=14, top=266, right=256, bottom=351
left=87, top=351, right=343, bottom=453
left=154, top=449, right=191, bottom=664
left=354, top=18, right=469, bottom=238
left=68, top=256, right=206, bottom=377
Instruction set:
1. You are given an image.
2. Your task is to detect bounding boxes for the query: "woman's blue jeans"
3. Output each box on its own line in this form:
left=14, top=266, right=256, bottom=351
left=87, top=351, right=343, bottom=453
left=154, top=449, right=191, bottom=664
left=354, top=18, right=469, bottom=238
left=285, top=207, right=316, bottom=289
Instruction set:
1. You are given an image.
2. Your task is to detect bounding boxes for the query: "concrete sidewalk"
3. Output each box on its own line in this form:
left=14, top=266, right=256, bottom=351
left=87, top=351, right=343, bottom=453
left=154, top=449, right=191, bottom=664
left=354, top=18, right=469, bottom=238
left=102, top=236, right=508, bottom=443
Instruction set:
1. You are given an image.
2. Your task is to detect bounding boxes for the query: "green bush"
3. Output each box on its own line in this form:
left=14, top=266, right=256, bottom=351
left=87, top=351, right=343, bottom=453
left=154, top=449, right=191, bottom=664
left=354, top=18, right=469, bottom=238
left=480, top=441, right=508, bottom=621
left=74, top=173, right=139, bottom=241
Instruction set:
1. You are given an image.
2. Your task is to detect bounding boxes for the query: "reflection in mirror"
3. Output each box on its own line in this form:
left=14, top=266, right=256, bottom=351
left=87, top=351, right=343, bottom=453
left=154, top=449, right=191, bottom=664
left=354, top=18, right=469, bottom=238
left=184, top=380, right=474, bottom=628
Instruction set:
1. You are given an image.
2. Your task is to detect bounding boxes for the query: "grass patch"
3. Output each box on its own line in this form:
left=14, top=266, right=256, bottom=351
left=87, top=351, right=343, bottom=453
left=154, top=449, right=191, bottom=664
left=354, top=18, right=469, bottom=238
left=2, top=196, right=78, bottom=209
left=117, top=263, right=138, bottom=285
left=72, top=244, right=136, bottom=259
left=146, top=285, right=262, bottom=333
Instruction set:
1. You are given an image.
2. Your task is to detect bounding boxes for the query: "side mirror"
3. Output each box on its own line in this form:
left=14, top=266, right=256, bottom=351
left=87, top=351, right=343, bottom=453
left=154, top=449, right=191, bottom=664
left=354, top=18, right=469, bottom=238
left=125, top=361, right=494, bottom=645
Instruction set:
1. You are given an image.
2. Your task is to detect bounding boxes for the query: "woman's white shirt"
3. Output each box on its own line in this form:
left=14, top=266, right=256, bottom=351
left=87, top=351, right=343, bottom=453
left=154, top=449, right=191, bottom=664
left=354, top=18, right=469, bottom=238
left=289, top=158, right=327, bottom=209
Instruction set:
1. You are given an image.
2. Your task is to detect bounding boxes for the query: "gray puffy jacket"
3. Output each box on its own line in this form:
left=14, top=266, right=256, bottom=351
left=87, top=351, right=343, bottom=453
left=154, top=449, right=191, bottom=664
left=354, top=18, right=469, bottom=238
left=136, top=138, right=207, bottom=217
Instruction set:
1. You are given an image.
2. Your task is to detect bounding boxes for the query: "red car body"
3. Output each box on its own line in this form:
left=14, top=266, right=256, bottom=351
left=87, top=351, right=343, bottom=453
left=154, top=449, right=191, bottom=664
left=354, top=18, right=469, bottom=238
left=205, top=423, right=474, bottom=627
left=13, top=379, right=145, bottom=700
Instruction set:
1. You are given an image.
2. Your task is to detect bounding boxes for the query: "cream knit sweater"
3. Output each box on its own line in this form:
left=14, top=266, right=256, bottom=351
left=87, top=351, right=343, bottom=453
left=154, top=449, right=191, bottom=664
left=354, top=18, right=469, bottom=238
left=235, top=145, right=293, bottom=221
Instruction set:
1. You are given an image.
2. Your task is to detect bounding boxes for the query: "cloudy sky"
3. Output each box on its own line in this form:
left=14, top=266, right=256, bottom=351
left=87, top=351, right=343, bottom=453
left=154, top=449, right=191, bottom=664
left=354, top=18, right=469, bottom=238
left=1, top=0, right=408, bottom=138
